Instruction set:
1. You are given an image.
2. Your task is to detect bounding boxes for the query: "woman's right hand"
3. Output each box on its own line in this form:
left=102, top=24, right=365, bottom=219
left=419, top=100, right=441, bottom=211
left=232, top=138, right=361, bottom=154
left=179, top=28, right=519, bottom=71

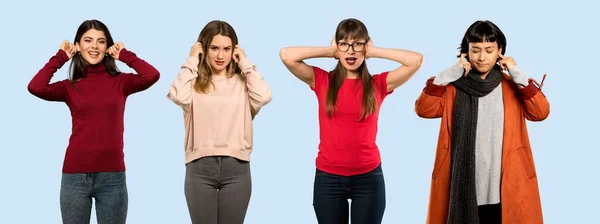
left=330, top=36, right=339, bottom=59
left=459, top=53, right=471, bottom=76
left=190, top=42, right=203, bottom=58
left=59, top=40, right=76, bottom=59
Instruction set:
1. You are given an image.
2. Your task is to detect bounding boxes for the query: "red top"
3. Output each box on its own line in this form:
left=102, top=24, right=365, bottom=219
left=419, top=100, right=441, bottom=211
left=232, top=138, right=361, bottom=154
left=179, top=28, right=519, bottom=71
left=28, top=49, right=160, bottom=173
left=311, top=66, right=392, bottom=176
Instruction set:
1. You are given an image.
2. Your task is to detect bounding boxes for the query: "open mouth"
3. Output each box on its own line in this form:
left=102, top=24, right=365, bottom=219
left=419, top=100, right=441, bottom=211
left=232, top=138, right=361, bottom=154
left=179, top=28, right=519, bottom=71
left=215, top=61, right=225, bottom=66
left=89, top=51, right=100, bottom=58
left=345, top=57, right=357, bottom=65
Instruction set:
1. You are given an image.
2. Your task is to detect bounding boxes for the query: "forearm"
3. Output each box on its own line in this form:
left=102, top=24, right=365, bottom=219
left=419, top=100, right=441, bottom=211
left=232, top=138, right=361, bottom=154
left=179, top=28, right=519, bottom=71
left=433, top=63, right=464, bottom=86
left=280, top=46, right=336, bottom=62
left=368, top=47, right=423, bottom=67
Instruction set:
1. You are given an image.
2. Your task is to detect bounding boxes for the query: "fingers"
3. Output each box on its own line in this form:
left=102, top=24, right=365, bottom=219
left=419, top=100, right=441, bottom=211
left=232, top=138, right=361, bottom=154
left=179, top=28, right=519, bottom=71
left=108, top=45, right=118, bottom=59
left=461, top=62, right=471, bottom=76
left=60, top=40, right=70, bottom=51
left=497, top=53, right=505, bottom=59
left=68, top=43, right=76, bottom=56
left=115, top=42, right=124, bottom=51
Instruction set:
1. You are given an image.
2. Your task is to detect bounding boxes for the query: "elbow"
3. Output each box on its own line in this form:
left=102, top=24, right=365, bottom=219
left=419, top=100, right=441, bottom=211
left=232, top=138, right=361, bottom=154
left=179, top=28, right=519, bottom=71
left=167, top=89, right=191, bottom=106
left=265, top=91, right=273, bottom=104
left=279, top=48, right=293, bottom=65
left=251, top=90, right=273, bottom=110
left=260, top=90, right=273, bottom=106
left=414, top=102, right=441, bottom=119
left=529, top=109, right=550, bottom=122
left=27, top=84, right=42, bottom=97
left=415, top=108, right=432, bottom=119
left=150, top=70, right=161, bottom=84
left=414, top=53, right=424, bottom=68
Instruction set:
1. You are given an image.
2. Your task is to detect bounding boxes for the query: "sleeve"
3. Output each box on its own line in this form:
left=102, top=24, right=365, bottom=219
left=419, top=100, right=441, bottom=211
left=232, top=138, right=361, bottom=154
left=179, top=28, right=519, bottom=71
left=518, top=75, right=550, bottom=121
left=310, top=66, right=330, bottom=93
left=118, top=49, right=161, bottom=95
left=27, top=50, right=70, bottom=102
left=167, top=57, right=199, bottom=113
left=238, top=58, right=272, bottom=117
left=372, top=71, right=393, bottom=100
left=415, top=77, right=448, bottom=119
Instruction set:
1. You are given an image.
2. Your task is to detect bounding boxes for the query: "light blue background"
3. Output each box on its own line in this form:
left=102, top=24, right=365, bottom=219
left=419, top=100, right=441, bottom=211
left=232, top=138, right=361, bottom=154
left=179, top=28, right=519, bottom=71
left=1, top=0, right=597, bottom=223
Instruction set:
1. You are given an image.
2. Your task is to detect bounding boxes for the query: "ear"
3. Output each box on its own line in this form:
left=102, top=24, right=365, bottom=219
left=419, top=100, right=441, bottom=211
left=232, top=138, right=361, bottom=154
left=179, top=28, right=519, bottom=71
left=75, top=42, right=80, bottom=52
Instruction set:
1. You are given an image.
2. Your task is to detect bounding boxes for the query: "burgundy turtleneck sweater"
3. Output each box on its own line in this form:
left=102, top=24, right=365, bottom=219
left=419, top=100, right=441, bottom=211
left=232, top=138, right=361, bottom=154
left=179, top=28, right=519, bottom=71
left=28, top=49, right=160, bottom=173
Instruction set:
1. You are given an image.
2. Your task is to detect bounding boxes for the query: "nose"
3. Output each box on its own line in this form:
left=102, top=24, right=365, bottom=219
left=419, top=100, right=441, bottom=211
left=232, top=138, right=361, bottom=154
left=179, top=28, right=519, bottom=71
left=347, top=46, right=356, bottom=54
left=477, top=53, right=485, bottom=61
left=217, top=50, right=224, bottom=59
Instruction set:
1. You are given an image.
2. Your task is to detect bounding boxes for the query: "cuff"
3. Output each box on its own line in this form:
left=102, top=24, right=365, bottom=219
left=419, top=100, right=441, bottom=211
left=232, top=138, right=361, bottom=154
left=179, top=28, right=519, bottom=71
left=117, top=48, right=137, bottom=64
left=237, top=58, right=256, bottom=76
left=519, top=79, right=540, bottom=99
left=182, top=57, right=200, bottom=72
left=56, top=50, right=69, bottom=65
left=424, top=78, right=446, bottom=97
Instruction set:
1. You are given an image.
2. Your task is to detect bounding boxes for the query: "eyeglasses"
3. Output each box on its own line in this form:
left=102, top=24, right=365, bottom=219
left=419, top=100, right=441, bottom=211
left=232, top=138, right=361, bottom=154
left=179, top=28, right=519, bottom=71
left=337, top=42, right=366, bottom=52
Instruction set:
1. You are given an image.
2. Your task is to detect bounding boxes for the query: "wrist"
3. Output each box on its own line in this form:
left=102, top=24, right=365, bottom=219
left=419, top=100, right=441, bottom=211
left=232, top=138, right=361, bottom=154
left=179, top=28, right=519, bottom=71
left=366, top=46, right=378, bottom=58
left=329, top=46, right=338, bottom=58
left=237, top=57, right=254, bottom=71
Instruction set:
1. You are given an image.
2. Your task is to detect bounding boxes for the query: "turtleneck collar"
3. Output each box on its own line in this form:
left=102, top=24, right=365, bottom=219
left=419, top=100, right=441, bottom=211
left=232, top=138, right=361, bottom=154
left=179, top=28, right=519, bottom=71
left=85, top=62, right=108, bottom=76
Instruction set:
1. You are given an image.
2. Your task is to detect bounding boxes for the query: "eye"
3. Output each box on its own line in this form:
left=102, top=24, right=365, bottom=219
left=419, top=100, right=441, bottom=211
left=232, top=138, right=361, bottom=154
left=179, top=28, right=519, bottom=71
left=211, top=47, right=218, bottom=51
left=339, top=43, right=349, bottom=46
left=356, top=43, right=365, bottom=47
left=85, top=40, right=92, bottom=43
left=225, top=48, right=231, bottom=52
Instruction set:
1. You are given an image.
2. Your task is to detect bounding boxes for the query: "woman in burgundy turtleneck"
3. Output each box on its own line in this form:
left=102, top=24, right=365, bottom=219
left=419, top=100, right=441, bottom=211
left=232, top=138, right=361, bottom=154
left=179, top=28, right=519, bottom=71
left=27, top=19, right=159, bottom=224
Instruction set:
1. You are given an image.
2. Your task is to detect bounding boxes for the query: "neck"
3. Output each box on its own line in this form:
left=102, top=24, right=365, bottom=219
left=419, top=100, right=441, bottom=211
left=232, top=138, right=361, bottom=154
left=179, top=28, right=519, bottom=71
left=212, top=69, right=229, bottom=80
left=85, top=62, right=107, bottom=76
left=346, top=70, right=359, bottom=79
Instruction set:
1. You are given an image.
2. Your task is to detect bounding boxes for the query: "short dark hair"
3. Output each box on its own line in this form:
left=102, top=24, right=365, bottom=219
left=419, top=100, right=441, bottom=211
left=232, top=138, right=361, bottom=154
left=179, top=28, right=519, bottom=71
left=457, top=20, right=506, bottom=57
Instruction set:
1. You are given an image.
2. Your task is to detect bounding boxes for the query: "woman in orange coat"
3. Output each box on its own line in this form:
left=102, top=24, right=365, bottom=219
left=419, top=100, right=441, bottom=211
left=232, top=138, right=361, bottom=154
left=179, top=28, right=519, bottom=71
left=415, top=20, right=550, bottom=224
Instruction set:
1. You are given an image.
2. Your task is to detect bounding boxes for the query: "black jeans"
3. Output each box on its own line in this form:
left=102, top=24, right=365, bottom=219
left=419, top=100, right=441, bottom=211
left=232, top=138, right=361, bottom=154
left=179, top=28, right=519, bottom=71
left=313, top=164, right=386, bottom=224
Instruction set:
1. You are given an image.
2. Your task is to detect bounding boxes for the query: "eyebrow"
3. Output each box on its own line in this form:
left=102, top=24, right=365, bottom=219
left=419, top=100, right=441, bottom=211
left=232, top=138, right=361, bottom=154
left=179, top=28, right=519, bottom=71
left=338, top=41, right=365, bottom=44
left=471, top=46, right=495, bottom=50
left=83, top=36, right=106, bottom=41
left=209, top=45, right=233, bottom=48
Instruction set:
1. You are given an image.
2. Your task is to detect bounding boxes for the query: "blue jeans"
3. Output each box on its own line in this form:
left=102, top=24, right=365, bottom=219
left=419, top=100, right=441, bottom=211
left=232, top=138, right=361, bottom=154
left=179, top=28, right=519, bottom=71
left=313, top=164, right=386, bottom=224
left=60, top=172, right=128, bottom=224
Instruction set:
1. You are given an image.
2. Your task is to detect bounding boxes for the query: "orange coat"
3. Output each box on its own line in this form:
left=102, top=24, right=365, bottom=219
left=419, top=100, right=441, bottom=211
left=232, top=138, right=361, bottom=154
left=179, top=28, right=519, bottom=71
left=415, top=74, right=550, bottom=224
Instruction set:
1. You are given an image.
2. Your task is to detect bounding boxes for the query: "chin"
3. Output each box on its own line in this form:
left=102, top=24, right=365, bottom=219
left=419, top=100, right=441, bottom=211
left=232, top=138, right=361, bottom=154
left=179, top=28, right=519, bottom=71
left=342, top=64, right=361, bottom=71
left=474, top=67, right=492, bottom=74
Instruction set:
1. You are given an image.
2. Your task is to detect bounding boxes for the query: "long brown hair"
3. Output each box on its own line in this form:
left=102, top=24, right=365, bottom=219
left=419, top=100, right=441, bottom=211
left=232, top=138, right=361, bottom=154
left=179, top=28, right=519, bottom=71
left=327, top=18, right=377, bottom=120
left=194, top=20, right=241, bottom=93
left=69, top=19, right=120, bottom=84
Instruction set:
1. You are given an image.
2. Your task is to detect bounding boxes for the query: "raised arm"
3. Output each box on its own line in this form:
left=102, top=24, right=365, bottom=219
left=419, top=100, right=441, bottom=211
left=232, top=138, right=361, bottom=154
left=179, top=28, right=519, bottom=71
left=518, top=76, right=550, bottom=121
left=234, top=45, right=272, bottom=117
left=27, top=41, right=76, bottom=102
left=167, top=42, right=202, bottom=113
left=415, top=62, right=466, bottom=119
left=279, top=41, right=336, bottom=88
left=108, top=43, right=160, bottom=95
left=497, top=53, right=550, bottom=121
left=366, top=40, right=424, bottom=92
